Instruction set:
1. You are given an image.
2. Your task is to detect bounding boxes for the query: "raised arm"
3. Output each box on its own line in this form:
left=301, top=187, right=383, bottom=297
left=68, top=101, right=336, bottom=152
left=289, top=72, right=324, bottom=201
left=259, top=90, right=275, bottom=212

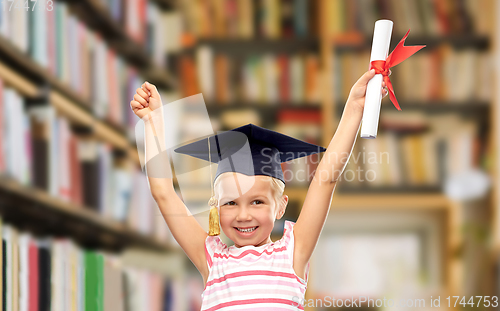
left=292, top=69, right=388, bottom=273
left=131, top=83, right=209, bottom=283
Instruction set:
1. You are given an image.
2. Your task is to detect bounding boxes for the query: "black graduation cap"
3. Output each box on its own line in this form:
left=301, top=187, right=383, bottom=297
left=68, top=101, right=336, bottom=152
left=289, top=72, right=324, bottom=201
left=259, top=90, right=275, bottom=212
left=173, top=124, right=326, bottom=184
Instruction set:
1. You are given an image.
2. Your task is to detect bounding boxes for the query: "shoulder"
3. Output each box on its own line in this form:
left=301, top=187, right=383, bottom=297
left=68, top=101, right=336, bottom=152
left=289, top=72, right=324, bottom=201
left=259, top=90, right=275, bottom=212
left=275, top=220, right=296, bottom=248
left=205, top=235, right=228, bottom=260
left=283, top=220, right=296, bottom=240
left=202, top=235, right=228, bottom=286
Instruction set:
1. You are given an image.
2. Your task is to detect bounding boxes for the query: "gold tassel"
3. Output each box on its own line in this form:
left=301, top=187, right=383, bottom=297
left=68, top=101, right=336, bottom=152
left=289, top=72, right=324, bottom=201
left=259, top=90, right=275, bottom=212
left=208, top=196, right=220, bottom=236
left=207, top=137, right=220, bottom=236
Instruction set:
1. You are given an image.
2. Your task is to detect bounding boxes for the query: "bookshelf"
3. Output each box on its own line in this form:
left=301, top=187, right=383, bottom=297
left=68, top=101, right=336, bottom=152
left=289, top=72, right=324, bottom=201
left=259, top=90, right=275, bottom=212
left=67, top=0, right=176, bottom=89
left=319, top=1, right=495, bottom=309
left=0, top=0, right=195, bottom=309
left=0, top=2, right=180, bottom=253
left=0, top=44, right=142, bottom=168
left=0, top=176, right=177, bottom=253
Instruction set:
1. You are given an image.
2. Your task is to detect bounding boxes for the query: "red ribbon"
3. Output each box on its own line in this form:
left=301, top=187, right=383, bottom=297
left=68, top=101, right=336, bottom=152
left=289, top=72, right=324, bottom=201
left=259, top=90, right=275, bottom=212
left=369, top=29, right=426, bottom=111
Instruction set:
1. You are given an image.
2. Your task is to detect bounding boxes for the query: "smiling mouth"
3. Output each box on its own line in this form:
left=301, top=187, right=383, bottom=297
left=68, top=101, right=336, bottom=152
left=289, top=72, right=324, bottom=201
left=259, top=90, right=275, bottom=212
left=235, top=226, right=258, bottom=233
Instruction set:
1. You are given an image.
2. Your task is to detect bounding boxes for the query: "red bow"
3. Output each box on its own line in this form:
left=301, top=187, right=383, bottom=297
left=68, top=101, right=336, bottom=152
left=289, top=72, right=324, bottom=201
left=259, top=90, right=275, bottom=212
left=369, top=29, right=426, bottom=111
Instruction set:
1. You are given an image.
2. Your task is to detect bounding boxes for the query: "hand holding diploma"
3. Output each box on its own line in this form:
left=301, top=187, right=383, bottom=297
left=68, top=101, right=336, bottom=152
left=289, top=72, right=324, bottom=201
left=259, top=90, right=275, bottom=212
left=360, top=20, right=426, bottom=139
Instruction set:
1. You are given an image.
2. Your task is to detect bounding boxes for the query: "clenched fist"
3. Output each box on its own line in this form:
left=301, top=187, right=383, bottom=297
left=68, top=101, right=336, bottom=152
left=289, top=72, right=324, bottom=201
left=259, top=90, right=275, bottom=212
left=130, top=81, right=162, bottom=120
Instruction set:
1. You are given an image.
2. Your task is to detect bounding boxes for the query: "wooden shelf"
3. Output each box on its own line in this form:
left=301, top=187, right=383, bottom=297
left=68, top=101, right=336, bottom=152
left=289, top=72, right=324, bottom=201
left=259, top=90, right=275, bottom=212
left=335, top=33, right=490, bottom=52
left=189, top=37, right=319, bottom=54
left=65, top=0, right=176, bottom=90
left=206, top=102, right=320, bottom=122
left=186, top=34, right=489, bottom=55
left=206, top=102, right=321, bottom=109
left=152, top=0, right=177, bottom=10
left=379, top=100, right=492, bottom=113
left=333, top=100, right=491, bottom=120
left=0, top=176, right=177, bottom=253
left=337, top=184, right=443, bottom=194
left=331, top=193, right=452, bottom=211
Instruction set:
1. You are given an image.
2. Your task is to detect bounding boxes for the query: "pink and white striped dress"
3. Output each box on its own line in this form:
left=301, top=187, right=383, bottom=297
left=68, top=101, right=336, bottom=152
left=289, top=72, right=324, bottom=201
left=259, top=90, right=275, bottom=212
left=201, top=220, right=310, bottom=311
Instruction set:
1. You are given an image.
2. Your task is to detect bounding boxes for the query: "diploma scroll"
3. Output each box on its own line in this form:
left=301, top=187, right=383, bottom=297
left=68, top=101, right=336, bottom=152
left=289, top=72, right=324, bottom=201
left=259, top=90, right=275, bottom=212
left=360, top=20, right=393, bottom=139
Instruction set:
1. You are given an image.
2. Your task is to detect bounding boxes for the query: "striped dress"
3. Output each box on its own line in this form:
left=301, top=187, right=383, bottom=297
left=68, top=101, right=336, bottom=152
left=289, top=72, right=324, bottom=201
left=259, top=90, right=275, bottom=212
left=201, top=220, right=309, bottom=311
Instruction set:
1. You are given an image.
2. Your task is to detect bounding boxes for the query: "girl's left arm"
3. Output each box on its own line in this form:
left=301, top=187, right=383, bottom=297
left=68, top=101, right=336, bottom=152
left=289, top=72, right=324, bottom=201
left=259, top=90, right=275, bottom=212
left=293, top=69, right=388, bottom=267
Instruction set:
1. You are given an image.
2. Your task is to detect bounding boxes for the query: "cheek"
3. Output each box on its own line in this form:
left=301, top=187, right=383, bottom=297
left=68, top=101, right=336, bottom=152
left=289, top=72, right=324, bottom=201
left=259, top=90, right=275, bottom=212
left=257, top=206, right=276, bottom=221
left=218, top=208, right=237, bottom=226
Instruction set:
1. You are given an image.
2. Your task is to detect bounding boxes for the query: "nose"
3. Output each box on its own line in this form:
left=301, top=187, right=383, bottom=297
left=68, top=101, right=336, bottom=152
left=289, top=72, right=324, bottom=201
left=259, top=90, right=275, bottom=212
left=235, top=205, right=252, bottom=221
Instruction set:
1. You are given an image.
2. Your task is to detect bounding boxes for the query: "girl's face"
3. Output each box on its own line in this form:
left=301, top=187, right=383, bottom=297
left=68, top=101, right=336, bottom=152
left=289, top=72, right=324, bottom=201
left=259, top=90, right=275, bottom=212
left=217, top=173, right=285, bottom=248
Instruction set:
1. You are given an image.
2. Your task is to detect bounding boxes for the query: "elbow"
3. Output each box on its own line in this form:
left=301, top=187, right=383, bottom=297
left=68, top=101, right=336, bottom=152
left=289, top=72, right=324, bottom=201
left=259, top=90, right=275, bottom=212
left=152, top=190, right=168, bottom=203
left=313, top=168, right=340, bottom=186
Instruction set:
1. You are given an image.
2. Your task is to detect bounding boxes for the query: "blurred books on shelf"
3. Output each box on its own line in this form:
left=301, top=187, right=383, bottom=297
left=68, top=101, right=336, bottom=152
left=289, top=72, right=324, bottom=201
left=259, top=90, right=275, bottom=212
left=0, top=219, right=191, bottom=311
left=341, top=113, right=485, bottom=192
left=0, top=79, right=178, bottom=248
left=325, top=0, right=491, bottom=37
left=179, top=0, right=492, bottom=43
left=334, top=47, right=492, bottom=103
left=0, top=2, right=177, bottom=137
left=180, top=50, right=321, bottom=105
left=180, top=0, right=316, bottom=39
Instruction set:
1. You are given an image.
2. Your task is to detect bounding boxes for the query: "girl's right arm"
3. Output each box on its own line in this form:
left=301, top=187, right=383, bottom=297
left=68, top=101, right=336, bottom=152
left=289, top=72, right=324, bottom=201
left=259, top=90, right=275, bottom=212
left=130, top=83, right=209, bottom=284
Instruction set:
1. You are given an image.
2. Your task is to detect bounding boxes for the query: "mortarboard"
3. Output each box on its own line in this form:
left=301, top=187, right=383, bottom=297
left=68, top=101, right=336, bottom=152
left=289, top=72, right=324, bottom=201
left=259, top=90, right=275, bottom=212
left=173, top=123, right=326, bottom=236
left=174, top=123, right=326, bottom=184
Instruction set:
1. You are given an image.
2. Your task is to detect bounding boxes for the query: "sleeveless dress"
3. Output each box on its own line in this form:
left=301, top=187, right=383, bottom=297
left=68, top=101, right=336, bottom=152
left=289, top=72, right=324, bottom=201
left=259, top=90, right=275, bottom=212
left=201, top=220, right=310, bottom=311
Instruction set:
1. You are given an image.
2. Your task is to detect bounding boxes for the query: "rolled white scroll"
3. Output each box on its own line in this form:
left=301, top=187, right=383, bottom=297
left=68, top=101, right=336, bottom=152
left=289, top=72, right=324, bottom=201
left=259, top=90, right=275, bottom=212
left=360, top=20, right=393, bottom=139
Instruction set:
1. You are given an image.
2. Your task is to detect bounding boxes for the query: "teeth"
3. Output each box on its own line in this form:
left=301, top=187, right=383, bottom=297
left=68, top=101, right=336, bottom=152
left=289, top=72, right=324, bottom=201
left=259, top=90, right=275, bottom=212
left=237, top=227, right=257, bottom=233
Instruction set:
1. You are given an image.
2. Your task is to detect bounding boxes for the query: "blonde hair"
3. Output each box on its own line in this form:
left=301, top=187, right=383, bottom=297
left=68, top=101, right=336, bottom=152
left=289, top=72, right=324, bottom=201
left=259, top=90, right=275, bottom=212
left=213, top=173, right=285, bottom=206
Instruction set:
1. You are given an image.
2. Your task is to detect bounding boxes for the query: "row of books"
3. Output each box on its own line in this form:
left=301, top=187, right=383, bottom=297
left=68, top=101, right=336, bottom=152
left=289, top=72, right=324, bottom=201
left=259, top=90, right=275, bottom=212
left=180, top=0, right=491, bottom=40
left=326, top=0, right=490, bottom=37
left=181, top=0, right=315, bottom=39
left=0, top=219, right=189, bottom=311
left=181, top=44, right=492, bottom=108
left=95, top=0, right=183, bottom=56
left=0, top=82, right=172, bottom=242
left=0, top=0, right=173, bottom=66
left=343, top=113, right=483, bottom=188
left=334, top=46, right=492, bottom=103
left=0, top=1, right=174, bottom=133
left=180, top=49, right=321, bottom=105
left=97, top=0, right=148, bottom=45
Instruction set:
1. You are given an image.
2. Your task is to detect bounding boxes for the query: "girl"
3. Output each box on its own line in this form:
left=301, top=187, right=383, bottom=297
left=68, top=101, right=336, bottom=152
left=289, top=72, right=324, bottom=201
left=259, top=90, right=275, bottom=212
left=130, top=69, right=389, bottom=310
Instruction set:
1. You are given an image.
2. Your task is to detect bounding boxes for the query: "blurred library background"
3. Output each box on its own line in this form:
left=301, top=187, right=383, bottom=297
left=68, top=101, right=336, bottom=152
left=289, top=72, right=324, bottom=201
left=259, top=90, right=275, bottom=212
left=0, top=0, right=497, bottom=310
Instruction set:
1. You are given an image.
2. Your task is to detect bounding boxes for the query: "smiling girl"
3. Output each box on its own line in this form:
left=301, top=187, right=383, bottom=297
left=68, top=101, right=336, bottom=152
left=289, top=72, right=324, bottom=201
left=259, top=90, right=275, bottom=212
left=130, top=68, right=388, bottom=310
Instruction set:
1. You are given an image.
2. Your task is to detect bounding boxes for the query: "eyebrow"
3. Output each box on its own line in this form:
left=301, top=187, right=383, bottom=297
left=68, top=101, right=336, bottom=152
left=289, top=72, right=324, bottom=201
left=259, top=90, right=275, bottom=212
left=220, top=195, right=268, bottom=203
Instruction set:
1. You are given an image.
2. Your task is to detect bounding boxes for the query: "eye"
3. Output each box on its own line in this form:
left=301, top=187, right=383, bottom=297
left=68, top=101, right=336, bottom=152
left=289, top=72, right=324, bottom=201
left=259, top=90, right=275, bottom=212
left=251, top=200, right=264, bottom=205
left=223, top=201, right=236, bottom=206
